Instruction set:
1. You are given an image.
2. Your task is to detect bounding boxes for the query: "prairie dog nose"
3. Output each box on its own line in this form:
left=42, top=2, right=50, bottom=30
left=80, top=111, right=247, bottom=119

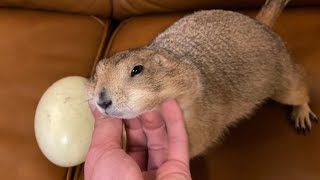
left=97, top=100, right=112, bottom=110
left=97, top=88, right=112, bottom=110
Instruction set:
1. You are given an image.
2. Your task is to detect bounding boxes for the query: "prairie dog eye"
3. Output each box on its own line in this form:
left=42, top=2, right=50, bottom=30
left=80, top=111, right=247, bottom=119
left=131, top=65, right=144, bottom=77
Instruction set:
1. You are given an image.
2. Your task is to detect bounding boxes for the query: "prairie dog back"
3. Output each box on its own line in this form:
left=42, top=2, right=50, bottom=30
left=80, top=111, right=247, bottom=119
left=148, top=10, right=289, bottom=122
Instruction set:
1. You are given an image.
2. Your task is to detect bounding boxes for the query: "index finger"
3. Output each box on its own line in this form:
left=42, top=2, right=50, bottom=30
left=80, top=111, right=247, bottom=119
left=160, top=100, right=189, bottom=164
left=124, top=118, right=147, bottom=171
left=140, top=111, right=168, bottom=170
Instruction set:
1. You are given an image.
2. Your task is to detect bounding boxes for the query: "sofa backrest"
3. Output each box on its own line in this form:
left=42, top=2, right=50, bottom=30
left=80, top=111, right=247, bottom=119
left=1, top=0, right=319, bottom=19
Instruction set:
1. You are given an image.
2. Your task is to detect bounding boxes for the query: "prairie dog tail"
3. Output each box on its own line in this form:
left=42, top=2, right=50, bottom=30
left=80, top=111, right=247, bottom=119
left=256, top=0, right=290, bottom=27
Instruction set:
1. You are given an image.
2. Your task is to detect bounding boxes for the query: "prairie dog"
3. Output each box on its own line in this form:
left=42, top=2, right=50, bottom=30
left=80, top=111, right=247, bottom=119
left=90, top=0, right=318, bottom=157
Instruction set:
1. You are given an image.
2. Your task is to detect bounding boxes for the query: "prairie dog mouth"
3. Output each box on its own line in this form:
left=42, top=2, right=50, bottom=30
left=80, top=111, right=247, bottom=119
left=96, top=104, right=141, bottom=119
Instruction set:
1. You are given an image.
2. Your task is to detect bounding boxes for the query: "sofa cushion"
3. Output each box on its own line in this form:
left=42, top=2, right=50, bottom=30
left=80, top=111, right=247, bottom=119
left=0, top=8, right=110, bottom=180
left=80, top=7, right=320, bottom=180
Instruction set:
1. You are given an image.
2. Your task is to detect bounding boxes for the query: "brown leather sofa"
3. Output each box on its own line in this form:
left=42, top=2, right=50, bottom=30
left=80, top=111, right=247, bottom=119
left=1, top=0, right=319, bottom=179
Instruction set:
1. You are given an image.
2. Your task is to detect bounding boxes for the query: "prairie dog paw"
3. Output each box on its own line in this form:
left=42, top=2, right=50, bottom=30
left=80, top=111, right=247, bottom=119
left=291, top=103, right=318, bottom=135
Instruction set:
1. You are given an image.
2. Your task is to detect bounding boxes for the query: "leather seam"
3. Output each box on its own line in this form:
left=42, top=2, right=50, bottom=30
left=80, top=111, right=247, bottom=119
left=89, top=19, right=112, bottom=78
left=104, top=17, right=133, bottom=58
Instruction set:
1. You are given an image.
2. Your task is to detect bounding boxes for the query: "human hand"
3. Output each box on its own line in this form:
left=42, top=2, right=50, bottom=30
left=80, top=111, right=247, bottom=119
left=84, top=99, right=191, bottom=180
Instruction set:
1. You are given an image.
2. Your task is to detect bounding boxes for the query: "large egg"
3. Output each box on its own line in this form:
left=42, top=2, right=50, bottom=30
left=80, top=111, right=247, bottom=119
left=35, top=76, right=94, bottom=167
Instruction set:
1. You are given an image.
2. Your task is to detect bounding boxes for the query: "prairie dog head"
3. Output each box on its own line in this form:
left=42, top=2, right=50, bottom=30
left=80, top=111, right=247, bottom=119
left=89, top=49, right=198, bottom=119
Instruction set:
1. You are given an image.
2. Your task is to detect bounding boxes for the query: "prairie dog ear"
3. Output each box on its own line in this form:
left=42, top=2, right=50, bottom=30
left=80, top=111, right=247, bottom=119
left=154, top=53, right=168, bottom=64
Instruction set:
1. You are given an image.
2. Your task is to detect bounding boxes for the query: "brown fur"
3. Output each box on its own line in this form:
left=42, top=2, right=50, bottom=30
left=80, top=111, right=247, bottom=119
left=90, top=0, right=317, bottom=158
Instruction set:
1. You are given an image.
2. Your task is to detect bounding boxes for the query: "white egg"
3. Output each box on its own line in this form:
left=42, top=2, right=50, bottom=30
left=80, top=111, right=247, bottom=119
left=35, top=76, right=94, bottom=167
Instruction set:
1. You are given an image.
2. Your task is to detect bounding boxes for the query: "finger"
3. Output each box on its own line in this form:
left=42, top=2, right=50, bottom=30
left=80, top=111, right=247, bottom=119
left=88, top=98, right=110, bottom=126
left=125, top=118, right=147, bottom=171
left=88, top=99, right=123, bottom=150
left=142, top=170, right=156, bottom=180
left=85, top=99, right=124, bottom=180
left=160, top=100, right=189, bottom=165
left=156, top=160, right=191, bottom=180
left=141, top=111, right=168, bottom=170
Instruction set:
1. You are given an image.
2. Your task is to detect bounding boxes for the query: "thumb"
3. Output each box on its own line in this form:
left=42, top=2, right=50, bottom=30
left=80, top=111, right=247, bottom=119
left=88, top=99, right=123, bottom=150
left=85, top=99, right=124, bottom=180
